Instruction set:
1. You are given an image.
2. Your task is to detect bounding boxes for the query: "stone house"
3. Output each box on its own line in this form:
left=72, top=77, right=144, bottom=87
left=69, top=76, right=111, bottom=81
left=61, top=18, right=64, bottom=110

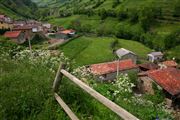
left=4, top=31, right=26, bottom=44
left=89, top=59, right=138, bottom=81
left=12, top=25, right=33, bottom=40
left=138, top=68, right=180, bottom=107
left=115, top=48, right=137, bottom=64
left=147, top=52, right=163, bottom=63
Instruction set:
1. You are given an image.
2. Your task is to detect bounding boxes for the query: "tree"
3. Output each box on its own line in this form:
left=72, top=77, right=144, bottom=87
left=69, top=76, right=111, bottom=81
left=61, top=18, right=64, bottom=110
left=138, top=3, right=160, bottom=31
left=112, top=0, right=120, bottom=8
left=98, top=8, right=107, bottom=20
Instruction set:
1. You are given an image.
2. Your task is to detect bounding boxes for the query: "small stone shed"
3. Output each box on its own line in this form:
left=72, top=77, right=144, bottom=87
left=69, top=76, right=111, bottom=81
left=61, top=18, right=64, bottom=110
left=116, top=48, right=137, bottom=64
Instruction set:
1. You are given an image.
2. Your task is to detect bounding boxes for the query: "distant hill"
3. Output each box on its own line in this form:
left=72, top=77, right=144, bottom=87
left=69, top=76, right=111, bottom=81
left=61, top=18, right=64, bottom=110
left=34, top=0, right=179, bottom=23
left=0, top=0, right=38, bottom=19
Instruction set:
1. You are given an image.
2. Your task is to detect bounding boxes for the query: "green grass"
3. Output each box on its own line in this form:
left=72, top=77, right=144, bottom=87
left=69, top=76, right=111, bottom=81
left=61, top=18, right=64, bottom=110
left=0, top=57, right=122, bottom=120
left=60, top=36, right=152, bottom=67
left=167, top=45, right=180, bottom=62
left=48, top=15, right=81, bottom=28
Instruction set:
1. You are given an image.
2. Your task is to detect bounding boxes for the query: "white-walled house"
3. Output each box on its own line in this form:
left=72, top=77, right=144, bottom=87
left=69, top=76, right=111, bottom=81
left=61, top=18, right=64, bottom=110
left=147, top=52, right=163, bottom=62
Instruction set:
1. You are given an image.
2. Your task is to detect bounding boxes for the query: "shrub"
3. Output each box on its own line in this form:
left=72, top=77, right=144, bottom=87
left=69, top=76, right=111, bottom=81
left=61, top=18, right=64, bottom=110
left=164, top=29, right=180, bottom=50
left=138, top=3, right=160, bottom=31
left=173, top=0, right=180, bottom=17
left=98, top=8, right=108, bottom=20
left=117, top=9, right=128, bottom=21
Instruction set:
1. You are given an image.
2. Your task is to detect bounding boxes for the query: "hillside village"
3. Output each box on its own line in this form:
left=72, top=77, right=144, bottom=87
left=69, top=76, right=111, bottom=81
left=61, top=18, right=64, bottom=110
left=0, top=0, right=180, bottom=120
left=0, top=13, right=76, bottom=46
left=1, top=12, right=180, bottom=119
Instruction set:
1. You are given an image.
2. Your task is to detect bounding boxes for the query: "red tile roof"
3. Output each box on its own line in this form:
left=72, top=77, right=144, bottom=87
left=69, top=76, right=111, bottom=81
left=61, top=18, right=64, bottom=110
left=59, top=29, right=75, bottom=34
left=4, top=31, right=21, bottom=38
left=162, top=60, right=178, bottom=67
left=148, top=68, right=180, bottom=95
left=90, top=59, right=137, bottom=75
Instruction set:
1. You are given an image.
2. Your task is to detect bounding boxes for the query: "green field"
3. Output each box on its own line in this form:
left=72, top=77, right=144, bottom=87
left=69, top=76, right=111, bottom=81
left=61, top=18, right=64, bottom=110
left=60, top=36, right=152, bottom=67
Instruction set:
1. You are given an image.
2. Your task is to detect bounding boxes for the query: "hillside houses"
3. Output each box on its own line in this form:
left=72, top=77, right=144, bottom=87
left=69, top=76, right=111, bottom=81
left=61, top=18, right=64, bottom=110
left=0, top=14, right=13, bottom=30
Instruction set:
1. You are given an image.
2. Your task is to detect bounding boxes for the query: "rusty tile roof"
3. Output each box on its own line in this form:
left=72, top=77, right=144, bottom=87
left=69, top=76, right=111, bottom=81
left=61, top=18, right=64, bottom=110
left=162, top=60, right=178, bottom=67
left=4, top=31, right=21, bottom=38
left=148, top=68, right=180, bottom=95
left=90, top=59, right=137, bottom=75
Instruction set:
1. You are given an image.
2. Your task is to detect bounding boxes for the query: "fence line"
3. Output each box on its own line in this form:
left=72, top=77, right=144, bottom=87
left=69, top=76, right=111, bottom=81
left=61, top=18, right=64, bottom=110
left=53, top=64, right=139, bottom=120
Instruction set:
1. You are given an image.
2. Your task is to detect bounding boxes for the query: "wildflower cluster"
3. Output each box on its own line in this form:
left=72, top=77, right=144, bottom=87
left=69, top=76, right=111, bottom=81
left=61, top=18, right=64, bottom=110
left=113, top=74, right=135, bottom=94
left=72, top=66, right=95, bottom=86
left=13, top=50, right=70, bottom=72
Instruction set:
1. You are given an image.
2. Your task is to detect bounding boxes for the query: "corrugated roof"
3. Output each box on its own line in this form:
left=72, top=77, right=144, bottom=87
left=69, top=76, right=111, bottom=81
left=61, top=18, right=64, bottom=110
left=148, top=68, right=180, bottom=95
left=4, top=31, right=21, bottom=38
left=90, top=59, right=137, bottom=75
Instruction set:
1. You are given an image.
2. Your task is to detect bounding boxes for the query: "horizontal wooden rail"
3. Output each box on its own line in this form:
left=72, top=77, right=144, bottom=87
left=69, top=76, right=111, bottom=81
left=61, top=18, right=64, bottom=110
left=54, top=93, right=79, bottom=120
left=60, top=69, right=139, bottom=120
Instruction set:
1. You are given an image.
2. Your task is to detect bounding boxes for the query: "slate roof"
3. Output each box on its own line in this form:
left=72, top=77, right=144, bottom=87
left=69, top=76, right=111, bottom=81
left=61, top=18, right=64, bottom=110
left=162, top=60, right=178, bottom=67
left=90, top=59, right=137, bottom=75
left=148, top=52, right=163, bottom=56
left=148, top=68, right=180, bottom=95
left=138, top=63, right=159, bottom=71
left=4, top=31, right=21, bottom=38
left=116, top=48, right=136, bottom=58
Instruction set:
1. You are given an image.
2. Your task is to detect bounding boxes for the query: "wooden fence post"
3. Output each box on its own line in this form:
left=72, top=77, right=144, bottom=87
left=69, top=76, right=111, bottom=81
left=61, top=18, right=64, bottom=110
left=54, top=93, right=79, bottom=120
left=53, top=63, right=65, bottom=92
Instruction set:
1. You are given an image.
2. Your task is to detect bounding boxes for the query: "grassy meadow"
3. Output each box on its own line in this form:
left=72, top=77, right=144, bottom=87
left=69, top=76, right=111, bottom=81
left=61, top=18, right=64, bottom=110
left=60, top=36, right=152, bottom=67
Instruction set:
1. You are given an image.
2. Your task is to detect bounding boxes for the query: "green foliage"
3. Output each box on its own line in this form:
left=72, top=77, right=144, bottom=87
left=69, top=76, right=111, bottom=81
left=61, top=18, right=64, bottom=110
left=138, top=3, right=160, bottom=31
left=112, top=0, right=121, bottom=8
left=164, top=29, right=180, bottom=50
left=0, top=60, right=54, bottom=120
left=128, top=71, right=138, bottom=86
left=98, top=8, right=108, bottom=20
left=0, top=28, right=10, bottom=35
left=117, top=8, right=128, bottom=21
left=110, top=38, right=119, bottom=51
left=145, top=83, right=165, bottom=105
left=173, top=0, right=180, bottom=17
left=0, top=0, right=39, bottom=19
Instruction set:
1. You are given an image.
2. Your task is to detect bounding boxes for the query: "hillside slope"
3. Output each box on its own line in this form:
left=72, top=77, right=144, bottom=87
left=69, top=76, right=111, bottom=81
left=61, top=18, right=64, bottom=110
left=0, top=0, right=38, bottom=19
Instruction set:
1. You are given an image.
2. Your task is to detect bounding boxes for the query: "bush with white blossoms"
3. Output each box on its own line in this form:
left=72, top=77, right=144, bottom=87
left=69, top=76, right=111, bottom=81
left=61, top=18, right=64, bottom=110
left=72, top=66, right=95, bottom=86
left=113, top=74, right=135, bottom=94
left=13, top=50, right=70, bottom=72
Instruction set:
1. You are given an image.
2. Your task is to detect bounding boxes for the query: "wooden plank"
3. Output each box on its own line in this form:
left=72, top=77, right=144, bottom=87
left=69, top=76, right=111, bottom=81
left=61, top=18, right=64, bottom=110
left=61, top=69, right=139, bottom=120
left=54, top=93, right=80, bottom=120
left=53, top=64, right=65, bottom=92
